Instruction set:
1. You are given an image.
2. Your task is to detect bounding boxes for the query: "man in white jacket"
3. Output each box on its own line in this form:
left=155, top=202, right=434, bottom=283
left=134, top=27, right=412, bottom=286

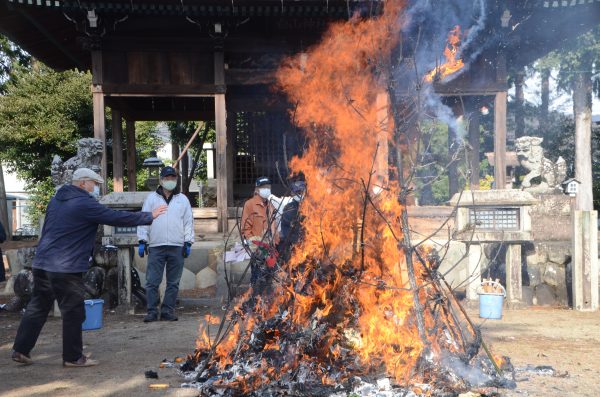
left=137, top=166, right=194, bottom=322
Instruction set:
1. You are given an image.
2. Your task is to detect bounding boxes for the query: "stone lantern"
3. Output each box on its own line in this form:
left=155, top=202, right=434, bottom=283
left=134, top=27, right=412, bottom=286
left=449, top=190, right=538, bottom=306
left=142, top=150, right=164, bottom=191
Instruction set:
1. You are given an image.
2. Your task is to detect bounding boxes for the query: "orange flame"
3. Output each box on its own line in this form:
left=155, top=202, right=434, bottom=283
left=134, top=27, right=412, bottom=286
left=424, top=25, right=465, bottom=82
left=193, top=0, right=469, bottom=390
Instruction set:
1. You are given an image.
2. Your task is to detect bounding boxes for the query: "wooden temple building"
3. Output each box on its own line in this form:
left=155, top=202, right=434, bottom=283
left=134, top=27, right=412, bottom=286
left=0, top=0, right=599, bottom=233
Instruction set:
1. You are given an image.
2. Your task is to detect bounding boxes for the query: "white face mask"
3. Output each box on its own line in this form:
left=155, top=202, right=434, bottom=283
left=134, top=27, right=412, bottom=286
left=89, top=185, right=100, bottom=200
left=258, top=188, right=271, bottom=199
left=162, top=180, right=177, bottom=191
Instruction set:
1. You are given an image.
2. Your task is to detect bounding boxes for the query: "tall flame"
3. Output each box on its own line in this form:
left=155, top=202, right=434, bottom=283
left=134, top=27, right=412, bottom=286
left=424, top=25, right=465, bottom=82
left=194, top=0, right=469, bottom=390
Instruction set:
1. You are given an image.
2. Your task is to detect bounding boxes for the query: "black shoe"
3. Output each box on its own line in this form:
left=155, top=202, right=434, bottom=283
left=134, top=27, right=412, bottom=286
left=160, top=313, right=178, bottom=321
left=12, top=351, right=33, bottom=365
left=63, top=355, right=99, bottom=367
left=143, top=313, right=158, bottom=323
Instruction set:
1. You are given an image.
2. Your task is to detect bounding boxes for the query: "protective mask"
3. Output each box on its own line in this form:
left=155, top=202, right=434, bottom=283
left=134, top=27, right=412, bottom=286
left=89, top=185, right=100, bottom=200
left=162, top=180, right=177, bottom=191
left=258, top=188, right=271, bottom=199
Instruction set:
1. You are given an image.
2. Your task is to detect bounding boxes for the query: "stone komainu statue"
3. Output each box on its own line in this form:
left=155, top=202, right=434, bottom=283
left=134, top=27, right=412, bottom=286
left=515, top=136, right=566, bottom=190
left=51, top=138, right=103, bottom=187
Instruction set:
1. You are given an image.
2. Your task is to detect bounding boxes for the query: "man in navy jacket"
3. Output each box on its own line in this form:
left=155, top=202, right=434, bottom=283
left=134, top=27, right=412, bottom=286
left=12, top=168, right=166, bottom=367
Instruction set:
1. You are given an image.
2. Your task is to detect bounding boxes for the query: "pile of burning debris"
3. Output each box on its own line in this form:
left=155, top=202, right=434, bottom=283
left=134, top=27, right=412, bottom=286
left=179, top=253, right=516, bottom=396
left=179, top=1, right=515, bottom=395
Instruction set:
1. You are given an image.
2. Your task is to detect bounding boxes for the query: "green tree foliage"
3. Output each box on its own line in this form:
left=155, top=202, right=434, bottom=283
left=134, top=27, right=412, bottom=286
left=167, top=121, right=215, bottom=187
left=415, top=119, right=492, bottom=204
left=0, top=36, right=31, bottom=93
left=129, top=121, right=164, bottom=191
left=0, top=63, right=93, bottom=182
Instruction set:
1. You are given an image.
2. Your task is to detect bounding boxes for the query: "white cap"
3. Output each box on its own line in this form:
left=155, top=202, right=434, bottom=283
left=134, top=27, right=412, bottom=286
left=72, top=168, right=104, bottom=184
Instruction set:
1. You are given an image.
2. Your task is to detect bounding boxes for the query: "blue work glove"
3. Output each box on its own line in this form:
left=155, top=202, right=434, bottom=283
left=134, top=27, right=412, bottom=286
left=182, top=242, right=192, bottom=258
left=138, top=241, right=148, bottom=258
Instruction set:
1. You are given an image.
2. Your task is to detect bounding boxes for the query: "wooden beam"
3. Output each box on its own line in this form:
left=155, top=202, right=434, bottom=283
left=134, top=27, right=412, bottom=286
left=493, top=91, right=507, bottom=189
left=122, top=110, right=215, bottom=122
left=125, top=119, right=137, bottom=191
left=215, top=50, right=229, bottom=234
left=102, top=83, right=225, bottom=96
left=225, top=69, right=276, bottom=85
left=111, top=109, right=124, bottom=192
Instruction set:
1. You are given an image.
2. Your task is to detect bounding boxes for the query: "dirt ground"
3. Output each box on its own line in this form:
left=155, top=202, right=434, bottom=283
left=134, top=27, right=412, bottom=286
left=1, top=304, right=600, bottom=397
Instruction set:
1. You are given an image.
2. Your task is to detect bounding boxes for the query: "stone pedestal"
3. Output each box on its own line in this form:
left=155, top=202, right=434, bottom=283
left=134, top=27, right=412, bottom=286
left=117, top=247, right=133, bottom=314
left=506, top=244, right=523, bottom=307
left=572, top=210, right=598, bottom=311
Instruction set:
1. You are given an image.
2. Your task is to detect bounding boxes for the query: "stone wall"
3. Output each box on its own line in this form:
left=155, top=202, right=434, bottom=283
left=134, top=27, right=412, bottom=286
left=133, top=242, right=220, bottom=297
left=524, top=242, right=571, bottom=306
left=480, top=241, right=571, bottom=307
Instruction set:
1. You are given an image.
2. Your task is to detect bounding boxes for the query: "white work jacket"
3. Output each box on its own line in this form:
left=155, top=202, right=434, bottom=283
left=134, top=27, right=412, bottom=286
left=137, top=191, right=194, bottom=247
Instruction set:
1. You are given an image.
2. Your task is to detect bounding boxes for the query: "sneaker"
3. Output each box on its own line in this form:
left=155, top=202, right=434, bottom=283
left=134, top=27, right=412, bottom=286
left=143, top=313, right=158, bottom=323
left=160, top=313, right=178, bottom=321
left=12, top=351, right=33, bottom=365
left=63, top=355, right=99, bottom=367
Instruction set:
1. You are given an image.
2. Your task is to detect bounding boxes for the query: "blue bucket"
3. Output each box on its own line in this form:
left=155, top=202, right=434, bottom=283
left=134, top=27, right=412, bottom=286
left=477, top=281, right=506, bottom=320
left=82, top=299, right=104, bottom=331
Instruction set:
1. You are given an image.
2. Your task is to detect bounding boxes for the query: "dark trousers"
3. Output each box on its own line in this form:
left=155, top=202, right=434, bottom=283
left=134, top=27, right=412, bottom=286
left=145, top=246, right=184, bottom=316
left=13, top=268, right=86, bottom=362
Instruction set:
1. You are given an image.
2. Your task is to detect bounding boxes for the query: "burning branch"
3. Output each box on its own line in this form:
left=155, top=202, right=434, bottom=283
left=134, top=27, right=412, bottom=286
left=181, top=1, right=515, bottom=395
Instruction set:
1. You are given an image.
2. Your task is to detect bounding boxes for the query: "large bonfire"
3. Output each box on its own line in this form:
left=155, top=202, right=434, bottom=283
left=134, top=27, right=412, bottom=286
left=182, top=1, right=512, bottom=395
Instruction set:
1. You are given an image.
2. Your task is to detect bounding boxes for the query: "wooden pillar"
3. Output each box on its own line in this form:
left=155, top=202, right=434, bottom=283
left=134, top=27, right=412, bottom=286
left=573, top=70, right=593, bottom=211
left=493, top=91, right=507, bottom=189
left=494, top=50, right=508, bottom=190
left=126, top=120, right=137, bottom=191
left=468, top=106, right=480, bottom=190
left=215, top=50, right=228, bottom=234
left=505, top=244, right=522, bottom=305
left=91, top=50, right=107, bottom=194
left=111, top=110, right=124, bottom=192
